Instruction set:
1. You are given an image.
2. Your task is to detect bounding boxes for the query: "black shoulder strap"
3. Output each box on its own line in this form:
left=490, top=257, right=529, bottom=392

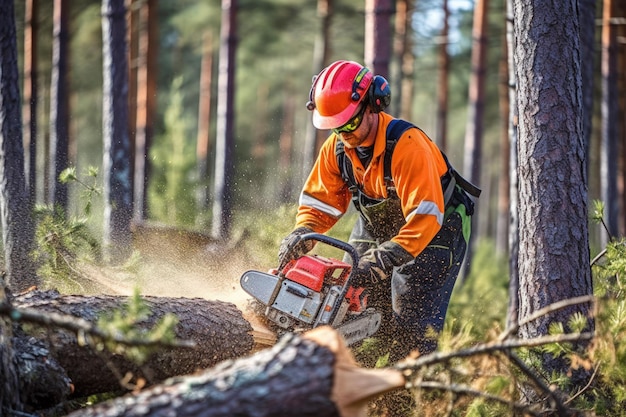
left=383, top=119, right=414, bottom=184
left=335, top=119, right=481, bottom=199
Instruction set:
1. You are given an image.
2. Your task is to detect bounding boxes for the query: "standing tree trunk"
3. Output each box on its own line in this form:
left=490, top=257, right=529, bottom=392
left=579, top=0, right=596, bottom=179
left=495, top=28, right=510, bottom=257
left=23, top=0, right=39, bottom=206
left=133, top=0, right=158, bottom=223
left=600, top=0, right=619, bottom=244
left=0, top=0, right=39, bottom=292
left=212, top=0, right=237, bottom=241
left=397, top=1, right=415, bottom=121
left=435, top=0, right=450, bottom=152
left=102, top=0, right=133, bottom=264
left=126, top=0, right=139, bottom=215
left=302, top=0, right=332, bottom=181
left=49, top=0, right=70, bottom=212
left=513, top=0, right=594, bottom=382
left=460, top=0, right=488, bottom=283
left=364, top=0, right=394, bottom=78
left=505, top=0, right=519, bottom=332
left=0, top=4, right=27, bottom=402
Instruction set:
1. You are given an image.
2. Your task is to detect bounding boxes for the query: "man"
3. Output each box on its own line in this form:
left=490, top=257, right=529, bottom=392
left=278, top=60, right=477, bottom=363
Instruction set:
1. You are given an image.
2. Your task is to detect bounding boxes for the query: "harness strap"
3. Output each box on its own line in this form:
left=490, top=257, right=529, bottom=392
left=335, top=119, right=481, bottom=210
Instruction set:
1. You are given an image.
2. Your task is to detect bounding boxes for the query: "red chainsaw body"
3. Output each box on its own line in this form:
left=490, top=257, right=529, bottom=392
left=268, top=255, right=366, bottom=313
left=240, top=233, right=381, bottom=345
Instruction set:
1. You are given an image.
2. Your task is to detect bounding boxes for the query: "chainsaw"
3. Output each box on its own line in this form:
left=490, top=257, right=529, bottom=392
left=240, top=233, right=382, bottom=346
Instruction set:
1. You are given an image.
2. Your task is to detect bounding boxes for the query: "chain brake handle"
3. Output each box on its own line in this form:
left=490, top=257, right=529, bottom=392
left=292, top=232, right=360, bottom=269
left=292, top=233, right=361, bottom=326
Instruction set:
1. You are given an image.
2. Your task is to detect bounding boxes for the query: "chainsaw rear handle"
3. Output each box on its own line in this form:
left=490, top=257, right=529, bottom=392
left=293, top=232, right=360, bottom=269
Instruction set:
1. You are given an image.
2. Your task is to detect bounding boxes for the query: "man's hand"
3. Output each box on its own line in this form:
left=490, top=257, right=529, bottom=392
left=351, top=241, right=414, bottom=288
left=278, top=227, right=315, bottom=269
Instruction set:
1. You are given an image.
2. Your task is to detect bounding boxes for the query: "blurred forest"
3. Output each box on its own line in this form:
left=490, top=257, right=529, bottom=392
left=8, top=0, right=625, bottom=254
left=0, top=3, right=567, bottom=238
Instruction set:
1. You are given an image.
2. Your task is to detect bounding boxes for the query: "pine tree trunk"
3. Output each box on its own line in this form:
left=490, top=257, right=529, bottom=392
left=133, top=0, right=158, bottom=223
left=364, top=0, right=394, bottom=78
left=102, top=0, right=133, bottom=264
left=49, top=0, right=70, bottom=211
left=212, top=0, right=238, bottom=240
left=600, top=0, right=619, bottom=244
left=23, top=0, right=39, bottom=206
left=513, top=0, right=594, bottom=382
left=0, top=0, right=39, bottom=292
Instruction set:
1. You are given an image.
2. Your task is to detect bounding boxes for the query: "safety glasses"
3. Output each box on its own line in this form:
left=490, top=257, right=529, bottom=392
left=332, top=105, right=366, bottom=135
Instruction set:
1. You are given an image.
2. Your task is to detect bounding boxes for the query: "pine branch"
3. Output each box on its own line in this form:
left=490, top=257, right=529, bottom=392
left=0, top=301, right=195, bottom=349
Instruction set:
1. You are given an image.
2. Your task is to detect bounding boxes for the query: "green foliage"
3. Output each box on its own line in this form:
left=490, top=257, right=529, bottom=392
left=32, top=167, right=101, bottom=293
left=148, top=76, right=197, bottom=227
left=589, top=237, right=626, bottom=415
left=445, top=239, right=509, bottom=338
left=96, top=288, right=179, bottom=365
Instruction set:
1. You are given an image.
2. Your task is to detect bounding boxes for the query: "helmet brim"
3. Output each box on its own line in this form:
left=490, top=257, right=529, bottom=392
left=312, top=100, right=361, bottom=130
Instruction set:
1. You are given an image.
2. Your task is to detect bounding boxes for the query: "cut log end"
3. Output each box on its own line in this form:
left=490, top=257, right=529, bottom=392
left=304, top=326, right=405, bottom=417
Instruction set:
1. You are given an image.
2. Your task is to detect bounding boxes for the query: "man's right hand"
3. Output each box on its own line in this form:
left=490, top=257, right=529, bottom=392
left=277, top=227, right=315, bottom=269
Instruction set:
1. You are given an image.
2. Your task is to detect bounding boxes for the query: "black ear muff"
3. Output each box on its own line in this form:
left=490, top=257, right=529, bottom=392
left=368, top=75, right=391, bottom=113
left=306, top=75, right=319, bottom=111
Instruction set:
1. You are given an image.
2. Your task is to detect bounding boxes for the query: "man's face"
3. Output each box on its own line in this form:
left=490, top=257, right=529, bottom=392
left=334, top=105, right=374, bottom=148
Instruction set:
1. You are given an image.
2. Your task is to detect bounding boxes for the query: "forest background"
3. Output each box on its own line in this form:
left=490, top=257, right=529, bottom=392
left=8, top=0, right=626, bottom=252
left=1, top=0, right=626, bottom=414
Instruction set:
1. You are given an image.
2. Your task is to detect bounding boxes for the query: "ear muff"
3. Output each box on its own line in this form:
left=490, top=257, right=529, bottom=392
left=368, top=75, right=391, bottom=113
left=305, top=75, right=318, bottom=111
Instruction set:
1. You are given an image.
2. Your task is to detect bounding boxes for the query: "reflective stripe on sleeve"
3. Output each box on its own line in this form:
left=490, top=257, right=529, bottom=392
left=406, top=201, right=443, bottom=226
left=299, top=193, right=344, bottom=218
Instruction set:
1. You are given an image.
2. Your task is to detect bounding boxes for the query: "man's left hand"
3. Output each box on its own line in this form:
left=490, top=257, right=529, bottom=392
left=350, top=241, right=414, bottom=288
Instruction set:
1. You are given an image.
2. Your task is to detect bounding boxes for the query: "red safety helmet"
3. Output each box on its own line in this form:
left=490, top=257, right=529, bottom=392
left=306, top=61, right=374, bottom=130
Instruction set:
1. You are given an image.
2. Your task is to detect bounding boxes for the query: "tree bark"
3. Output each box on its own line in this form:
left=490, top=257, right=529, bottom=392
left=364, top=0, right=394, bottom=78
left=0, top=0, right=39, bottom=292
left=67, top=326, right=404, bottom=417
left=601, top=0, right=619, bottom=244
left=133, top=0, right=158, bottom=223
left=102, top=0, right=133, bottom=264
left=49, top=0, right=70, bottom=211
left=212, top=0, right=238, bottom=240
left=513, top=0, right=594, bottom=382
left=435, top=0, right=449, bottom=152
left=302, top=0, right=332, bottom=182
left=12, top=289, right=255, bottom=398
left=23, top=0, right=39, bottom=206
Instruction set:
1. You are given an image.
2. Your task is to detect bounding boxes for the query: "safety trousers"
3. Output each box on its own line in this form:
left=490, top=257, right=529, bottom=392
left=349, top=202, right=470, bottom=365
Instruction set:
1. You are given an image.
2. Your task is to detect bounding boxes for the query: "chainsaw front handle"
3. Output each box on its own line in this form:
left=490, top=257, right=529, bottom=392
left=294, top=232, right=360, bottom=269
left=294, top=233, right=361, bottom=327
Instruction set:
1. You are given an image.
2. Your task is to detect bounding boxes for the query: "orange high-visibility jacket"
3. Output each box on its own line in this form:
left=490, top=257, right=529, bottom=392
left=295, top=112, right=449, bottom=258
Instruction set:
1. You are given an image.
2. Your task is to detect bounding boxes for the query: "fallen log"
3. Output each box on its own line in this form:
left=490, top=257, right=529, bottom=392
left=12, top=289, right=255, bottom=398
left=13, top=332, right=73, bottom=410
left=67, top=326, right=405, bottom=417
